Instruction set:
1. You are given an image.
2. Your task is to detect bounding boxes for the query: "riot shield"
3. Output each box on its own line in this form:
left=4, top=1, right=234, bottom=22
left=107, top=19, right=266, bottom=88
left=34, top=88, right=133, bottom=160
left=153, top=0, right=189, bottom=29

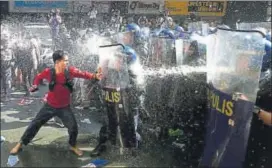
left=98, top=45, right=130, bottom=89
left=175, top=39, right=207, bottom=66
left=200, top=28, right=265, bottom=168
left=202, top=23, right=209, bottom=36
left=112, top=31, right=134, bottom=46
left=188, top=21, right=209, bottom=36
left=237, top=22, right=271, bottom=31
left=188, top=21, right=202, bottom=32
left=146, top=37, right=176, bottom=67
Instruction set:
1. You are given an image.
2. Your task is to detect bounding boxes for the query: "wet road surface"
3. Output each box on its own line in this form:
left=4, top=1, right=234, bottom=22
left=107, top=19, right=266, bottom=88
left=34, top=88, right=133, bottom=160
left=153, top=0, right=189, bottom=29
left=1, top=85, right=174, bottom=167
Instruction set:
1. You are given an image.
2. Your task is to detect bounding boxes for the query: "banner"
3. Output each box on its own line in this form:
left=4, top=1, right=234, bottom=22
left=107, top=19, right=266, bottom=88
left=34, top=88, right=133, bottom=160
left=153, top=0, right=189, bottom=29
left=165, top=1, right=188, bottom=15
left=9, top=0, right=72, bottom=13
left=188, top=1, right=227, bottom=16
left=200, top=28, right=265, bottom=168
left=165, top=1, right=227, bottom=16
left=74, top=1, right=110, bottom=13
left=128, top=1, right=164, bottom=14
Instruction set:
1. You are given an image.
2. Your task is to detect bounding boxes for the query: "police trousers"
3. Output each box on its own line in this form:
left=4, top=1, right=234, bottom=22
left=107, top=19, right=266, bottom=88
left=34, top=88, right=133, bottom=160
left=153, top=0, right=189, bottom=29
left=20, top=103, right=78, bottom=147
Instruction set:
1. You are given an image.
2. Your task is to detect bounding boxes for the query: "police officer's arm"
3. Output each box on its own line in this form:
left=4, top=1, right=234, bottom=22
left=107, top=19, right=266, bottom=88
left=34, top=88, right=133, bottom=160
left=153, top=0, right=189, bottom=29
left=258, top=110, right=272, bottom=126
left=237, top=93, right=271, bottom=126
left=69, top=66, right=100, bottom=80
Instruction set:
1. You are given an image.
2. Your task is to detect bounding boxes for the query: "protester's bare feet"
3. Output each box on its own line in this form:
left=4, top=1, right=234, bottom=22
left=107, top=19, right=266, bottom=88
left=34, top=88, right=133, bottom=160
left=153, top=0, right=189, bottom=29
left=10, top=143, right=23, bottom=155
left=70, top=146, right=83, bottom=156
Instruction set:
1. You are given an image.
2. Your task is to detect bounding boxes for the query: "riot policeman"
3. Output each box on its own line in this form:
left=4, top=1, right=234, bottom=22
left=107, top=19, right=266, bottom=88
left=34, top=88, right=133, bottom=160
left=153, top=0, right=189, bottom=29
left=243, top=37, right=272, bottom=168
left=91, top=45, right=142, bottom=156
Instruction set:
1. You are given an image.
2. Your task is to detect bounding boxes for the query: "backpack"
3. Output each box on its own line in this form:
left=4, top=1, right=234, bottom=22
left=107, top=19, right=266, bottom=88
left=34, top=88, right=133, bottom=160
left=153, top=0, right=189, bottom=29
left=48, top=67, right=74, bottom=92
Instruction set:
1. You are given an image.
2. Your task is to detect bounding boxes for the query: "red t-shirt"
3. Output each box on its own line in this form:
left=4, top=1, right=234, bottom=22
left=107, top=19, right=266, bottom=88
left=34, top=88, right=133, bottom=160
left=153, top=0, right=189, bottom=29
left=33, top=66, right=95, bottom=108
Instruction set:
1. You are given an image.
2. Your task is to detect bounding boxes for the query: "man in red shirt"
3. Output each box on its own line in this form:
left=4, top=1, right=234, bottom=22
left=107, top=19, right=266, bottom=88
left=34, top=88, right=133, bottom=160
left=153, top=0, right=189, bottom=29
left=10, top=50, right=102, bottom=156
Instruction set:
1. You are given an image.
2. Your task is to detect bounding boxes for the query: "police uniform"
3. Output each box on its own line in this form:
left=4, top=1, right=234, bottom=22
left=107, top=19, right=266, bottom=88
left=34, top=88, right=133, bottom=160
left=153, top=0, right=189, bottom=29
left=244, top=70, right=272, bottom=168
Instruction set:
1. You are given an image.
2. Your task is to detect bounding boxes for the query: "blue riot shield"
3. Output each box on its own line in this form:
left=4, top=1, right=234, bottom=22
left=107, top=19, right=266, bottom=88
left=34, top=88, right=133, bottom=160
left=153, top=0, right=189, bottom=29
left=200, top=28, right=265, bottom=168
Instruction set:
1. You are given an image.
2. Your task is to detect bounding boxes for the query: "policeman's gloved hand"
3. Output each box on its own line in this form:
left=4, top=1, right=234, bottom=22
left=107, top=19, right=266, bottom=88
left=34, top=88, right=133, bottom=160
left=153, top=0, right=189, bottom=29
left=94, top=67, right=102, bottom=81
left=29, top=85, right=38, bottom=92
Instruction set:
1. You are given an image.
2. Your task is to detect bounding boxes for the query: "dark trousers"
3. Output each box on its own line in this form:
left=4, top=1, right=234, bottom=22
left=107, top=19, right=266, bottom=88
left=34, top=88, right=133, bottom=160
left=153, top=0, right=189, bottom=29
left=105, top=103, right=136, bottom=148
left=20, top=104, right=78, bottom=147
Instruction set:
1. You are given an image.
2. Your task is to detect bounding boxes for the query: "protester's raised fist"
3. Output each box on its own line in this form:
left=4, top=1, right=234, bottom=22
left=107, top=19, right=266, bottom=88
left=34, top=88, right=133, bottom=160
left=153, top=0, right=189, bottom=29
left=29, top=85, right=38, bottom=92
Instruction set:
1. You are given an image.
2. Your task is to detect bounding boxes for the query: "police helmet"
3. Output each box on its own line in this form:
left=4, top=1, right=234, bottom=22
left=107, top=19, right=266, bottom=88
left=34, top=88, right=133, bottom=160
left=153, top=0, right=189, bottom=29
left=175, top=26, right=185, bottom=32
left=126, top=23, right=140, bottom=32
left=266, top=31, right=271, bottom=41
left=123, top=45, right=137, bottom=63
left=159, top=28, right=176, bottom=39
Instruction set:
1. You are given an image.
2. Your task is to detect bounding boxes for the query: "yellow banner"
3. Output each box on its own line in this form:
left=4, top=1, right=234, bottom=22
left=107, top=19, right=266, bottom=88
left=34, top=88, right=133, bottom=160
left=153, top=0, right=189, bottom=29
left=165, top=1, right=227, bottom=16
left=165, top=1, right=188, bottom=15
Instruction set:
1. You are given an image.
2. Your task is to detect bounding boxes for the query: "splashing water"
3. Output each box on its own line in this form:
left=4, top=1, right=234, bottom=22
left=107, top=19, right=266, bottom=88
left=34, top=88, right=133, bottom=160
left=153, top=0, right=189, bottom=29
left=142, top=66, right=207, bottom=78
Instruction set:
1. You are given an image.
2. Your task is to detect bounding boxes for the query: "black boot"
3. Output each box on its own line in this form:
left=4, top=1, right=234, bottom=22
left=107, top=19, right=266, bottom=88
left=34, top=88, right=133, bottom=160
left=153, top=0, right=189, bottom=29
left=90, top=125, right=108, bottom=157
left=90, top=143, right=106, bottom=157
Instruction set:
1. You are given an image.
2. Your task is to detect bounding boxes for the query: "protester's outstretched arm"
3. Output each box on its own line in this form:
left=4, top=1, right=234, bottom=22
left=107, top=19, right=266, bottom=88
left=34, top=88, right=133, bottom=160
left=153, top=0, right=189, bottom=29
left=69, top=66, right=101, bottom=80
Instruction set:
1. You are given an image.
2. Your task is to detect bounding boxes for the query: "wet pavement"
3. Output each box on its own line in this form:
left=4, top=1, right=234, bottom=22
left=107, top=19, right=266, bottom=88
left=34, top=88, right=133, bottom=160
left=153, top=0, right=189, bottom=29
left=1, top=85, right=174, bottom=167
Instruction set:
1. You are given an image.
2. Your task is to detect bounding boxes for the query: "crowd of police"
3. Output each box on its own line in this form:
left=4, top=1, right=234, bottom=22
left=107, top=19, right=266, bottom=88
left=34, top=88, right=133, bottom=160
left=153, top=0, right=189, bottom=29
left=1, top=6, right=271, bottom=167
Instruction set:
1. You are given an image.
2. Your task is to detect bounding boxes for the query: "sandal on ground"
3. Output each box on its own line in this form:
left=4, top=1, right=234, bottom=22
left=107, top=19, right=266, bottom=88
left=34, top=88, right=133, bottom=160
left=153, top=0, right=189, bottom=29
left=70, top=146, right=83, bottom=156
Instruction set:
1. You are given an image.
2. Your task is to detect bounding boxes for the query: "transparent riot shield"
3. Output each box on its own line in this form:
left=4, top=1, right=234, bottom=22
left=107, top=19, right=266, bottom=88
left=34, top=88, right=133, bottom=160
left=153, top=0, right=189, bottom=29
left=188, top=21, right=203, bottom=32
left=176, top=39, right=207, bottom=66
left=200, top=28, right=265, bottom=168
left=237, top=22, right=271, bottom=31
left=146, top=37, right=176, bottom=68
left=188, top=21, right=209, bottom=36
left=112, top=31, right=134, bottom=46
left=98, top=45, right=130, bottom=89
left=207, top=28, right=265, bottom=102
left=202, top=23, right=209, bottom=36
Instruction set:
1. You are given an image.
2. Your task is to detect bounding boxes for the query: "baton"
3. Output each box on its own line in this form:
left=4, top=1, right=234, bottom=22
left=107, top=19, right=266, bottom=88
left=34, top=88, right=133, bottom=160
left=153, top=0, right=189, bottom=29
left=99, top=43, right=125, bottom=49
